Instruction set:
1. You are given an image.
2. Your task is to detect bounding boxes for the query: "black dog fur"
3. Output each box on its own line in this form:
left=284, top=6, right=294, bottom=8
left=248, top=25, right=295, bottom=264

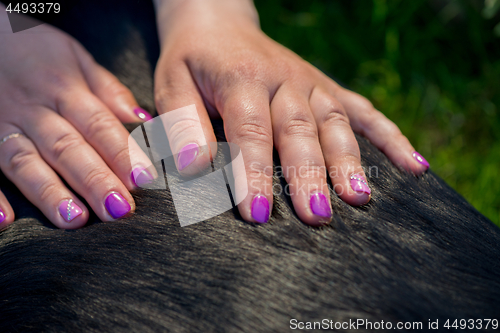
left=1, top=1, right=499, bottom=332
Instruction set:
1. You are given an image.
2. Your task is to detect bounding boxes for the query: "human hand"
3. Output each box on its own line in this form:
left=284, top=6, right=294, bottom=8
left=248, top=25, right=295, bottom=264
left=152, top=0, right=429, bottom=226
left=0, top=8, right=155, bottom=230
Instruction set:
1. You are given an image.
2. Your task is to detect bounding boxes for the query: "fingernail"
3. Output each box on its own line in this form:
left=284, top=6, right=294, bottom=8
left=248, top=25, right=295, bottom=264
left=58, top=199, right=83, bottom=222
left=105, top=192, right=131, bottom=219
left=177, top=143, right=199, bottom=171
left=251, top=195, right=270, bottom=223
left=350, top=174, right=371, bottom=195
left=131, top=166, right=154, bottom=187
left=133, top=107, right=153, bottom=121
left=412, top=151, right=430, bottom=169
left=310, top=192, right=332, bottom=218
left=0, top=209, right=5, bottom=224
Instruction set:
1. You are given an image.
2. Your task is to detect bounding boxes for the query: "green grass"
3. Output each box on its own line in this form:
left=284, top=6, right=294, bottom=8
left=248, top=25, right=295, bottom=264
left=254, top=0, right=500, bottom=226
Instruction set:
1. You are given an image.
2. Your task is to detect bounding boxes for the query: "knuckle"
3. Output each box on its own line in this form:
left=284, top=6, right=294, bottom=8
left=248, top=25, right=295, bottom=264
left=4, top=84, right=32, bottom=107
left=278, top=61, right=294, bottom=79
left=38, top=181, right=59, bottom=203
left=51, top=132, right=84, bottom=162
left=232, top=58, right=262, bottom=81
left=394, top=131, right=409, bottom=145
left=235, top=122, right=273, bottom=146
left=109, top=145, right=131, bottom=167
left=247, top=161, right=274, bottom=179
left=344, top=88, right=374, bottom=111
left=380, top=132, right=405, bottom=152
left=73, top=40, right=95, bottom=61
left=154, top=82, right=166, bottom=97
left=155, top=65, right=181, bottom=95
left=359, top=97, right=374, bottom=111
left=84, top=110, right=119, bottom=140
left=289, top=163, right=326, bottom=182
left=364, top=109, right=386, bottom=127
left=379, top=137, right=392, bottom=152
left=282, top=117, right=317, bottom=138
left=168, top=118, right=203, bottom=143
left=322, top=103, right=349, bottom=126
left=218, top=57, right=267, bottom=89
left=366, top=108, right=382, bottom=119
left=339, top=151, right=361, bottom=164
left=5, top=145, right=36, bottom=174
left=154, top=86, right=192, bottom=113
left=367, top=109, right=402, bottom=134
left=105, top=81, right=132, bottom=99
left=42, top=69, right=72, bottom=91
left=154, top=87, right=169, bottom=110
left=82, top=168, right=111, bottom=190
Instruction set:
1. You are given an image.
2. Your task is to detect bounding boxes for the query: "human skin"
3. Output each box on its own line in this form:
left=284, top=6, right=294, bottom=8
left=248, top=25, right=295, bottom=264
left=0, top=1, right=428, bottom=230
left=0, top=4, right=155, bottom=229
left=152, top=0, right=429, bottom=226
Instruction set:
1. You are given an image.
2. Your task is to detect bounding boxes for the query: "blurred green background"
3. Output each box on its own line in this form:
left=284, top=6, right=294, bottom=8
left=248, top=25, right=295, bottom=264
left=254, top=0, right=500, bottom=226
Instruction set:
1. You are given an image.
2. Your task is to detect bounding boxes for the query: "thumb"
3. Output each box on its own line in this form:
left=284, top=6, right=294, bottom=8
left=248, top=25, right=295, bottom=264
left=154, top=60, right=217, bottom=175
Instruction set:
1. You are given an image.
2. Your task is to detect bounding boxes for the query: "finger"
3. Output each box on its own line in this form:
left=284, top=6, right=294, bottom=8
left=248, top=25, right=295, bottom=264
left=332, top=87, right=429, bottom=174
left=271, top=85, right=332, bottom=226
left=154, top=60, right=217, bottom=176
left=0, top=126, right=89, bottom=229
left=310, top=87, right=371, bottom=206
left=218, top=84, right=273, bottom=224
left=22, top=107, right=135, bottom=221
left=0, top=189, right=15, bottom=230
left=72, top=41, right=152, bottom=123
left=53, top=87, right=156, bottom=190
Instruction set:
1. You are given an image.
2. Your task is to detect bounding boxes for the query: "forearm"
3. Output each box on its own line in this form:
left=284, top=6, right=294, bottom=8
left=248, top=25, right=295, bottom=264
left=153, top=0, right=260, bottom=45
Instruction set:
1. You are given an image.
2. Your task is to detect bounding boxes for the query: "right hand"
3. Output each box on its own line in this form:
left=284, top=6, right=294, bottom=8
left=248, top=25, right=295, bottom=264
left=0, top=14, right=154, bottom=229
left=152, top=0, right=429, bottom=226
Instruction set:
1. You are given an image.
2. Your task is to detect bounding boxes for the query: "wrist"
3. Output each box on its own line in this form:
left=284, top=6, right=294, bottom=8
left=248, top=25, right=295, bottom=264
left=154, top=0, right=260, bottom=45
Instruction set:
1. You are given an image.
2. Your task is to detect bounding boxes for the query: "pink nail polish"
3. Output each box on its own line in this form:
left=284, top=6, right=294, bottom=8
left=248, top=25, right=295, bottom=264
left=105, top=192, right=131, bottom=219
left=310, top=192, right=332, bottom=218
left=58, top=199, right=83, bottom=222
left=177, top=143, right=199, bottom=171
left=350, top=174, right=371, bottom=195
left=0, top=208, right=6, bottom=224
left=251, top=195, right=270, bottom=223
left=133, top=107, right=153, bottom=121
left=131, top=166, right=154, bottom=187
left=412, top=151, right=430, bottom=169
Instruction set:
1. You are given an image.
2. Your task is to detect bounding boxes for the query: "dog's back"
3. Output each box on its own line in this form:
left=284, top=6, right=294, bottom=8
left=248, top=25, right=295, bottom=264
left=1, top=1, right=499, bottom=332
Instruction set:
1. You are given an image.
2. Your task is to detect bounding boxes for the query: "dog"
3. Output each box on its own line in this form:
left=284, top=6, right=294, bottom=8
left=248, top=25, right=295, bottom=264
left=1, top=1, right=499, bottom=332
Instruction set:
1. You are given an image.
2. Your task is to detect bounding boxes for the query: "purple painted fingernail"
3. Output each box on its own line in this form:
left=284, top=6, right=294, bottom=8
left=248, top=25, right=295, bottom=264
left=413, top=151, right=430, bottom=169
left=133, top=107, right=153, bottom=121
left=177, top=143, right=199, bottom=171
left=310, top=192, right=332, bottom=218
left=105, top=192, right=131, bottom=219
left=58, top=199, right=83, bottom=222
left=0, top=209, right=6, bottom=224
left=131, top=166, right=154, bottom=187
left=350, top=174, right=371, bottom=195
left=251, top=195, right=270, bottom=223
